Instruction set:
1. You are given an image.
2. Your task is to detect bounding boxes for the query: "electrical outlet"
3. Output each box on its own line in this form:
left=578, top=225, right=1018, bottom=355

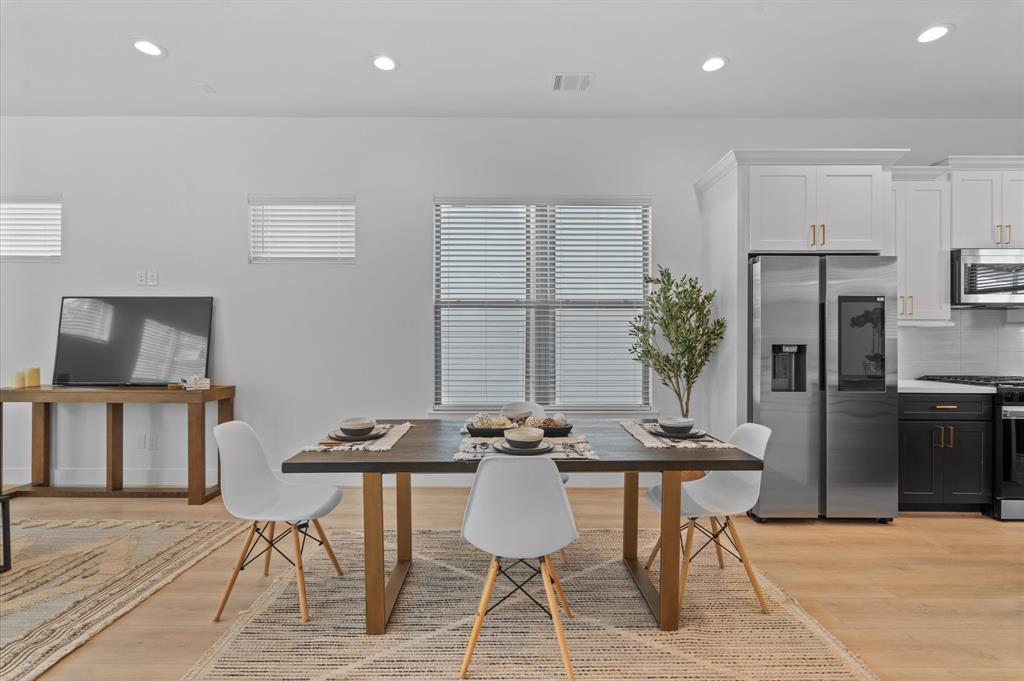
left=148, top=433, right=159, bottom=451
left=136, top=270, right=147, bottom=286
left=146, top=269, right=159, bottom=286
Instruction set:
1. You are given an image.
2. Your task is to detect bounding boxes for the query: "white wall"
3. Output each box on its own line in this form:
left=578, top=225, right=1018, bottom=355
left=2, top=116, right=1021, bottom=488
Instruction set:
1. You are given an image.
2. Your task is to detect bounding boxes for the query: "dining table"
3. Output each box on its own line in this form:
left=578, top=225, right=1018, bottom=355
left=280, top=419, right=763, bottom=635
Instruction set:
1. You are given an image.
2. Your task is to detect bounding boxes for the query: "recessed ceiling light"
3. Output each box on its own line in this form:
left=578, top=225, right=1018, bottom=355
left=702, top=56, right=728, bottom=72
left=917, top=25, right=952, bottom=43
left=373, top=55, right=398, bottom=71
left=132, top=39, right=166, bottom=57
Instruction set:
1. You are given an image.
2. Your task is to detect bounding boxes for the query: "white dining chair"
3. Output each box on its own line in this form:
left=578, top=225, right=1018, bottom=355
left=460, top=455, right=579, bottom=681
left=642, top=423, right=772, bottom=614
left=212, top=420, right=344, bottom=623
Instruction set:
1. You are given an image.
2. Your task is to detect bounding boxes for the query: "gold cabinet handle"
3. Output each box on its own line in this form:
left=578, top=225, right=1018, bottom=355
left=909, top=295, right=915, bottom=315
left=820, top=223, right=826, bottom=245
left=810, top=224, right=817, bottom=246
left=937, top=426, right=945, bottom=448
left=899, top=295, right=905, bottom=315
left=947, top=425, right=955, bottom=448
left=997, top=224, right=1004, bottom=244
left=934, top=404, right=959, bottom=410
left=1008, top=224, right=1013, bottom=245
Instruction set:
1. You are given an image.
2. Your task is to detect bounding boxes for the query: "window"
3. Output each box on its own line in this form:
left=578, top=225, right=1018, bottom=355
left=434, top=197, right=651, bottom=411
left=0, top=195, right=62, bottom=261
left=249, top=196, right=355, bottom=262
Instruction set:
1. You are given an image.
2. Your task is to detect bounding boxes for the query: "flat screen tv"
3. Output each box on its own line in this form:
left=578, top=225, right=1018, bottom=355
left=53, top=296, right=213, bottom=386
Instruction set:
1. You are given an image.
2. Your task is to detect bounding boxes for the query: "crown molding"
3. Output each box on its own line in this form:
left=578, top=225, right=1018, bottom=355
left=933, top=155, right=1024, bottom=170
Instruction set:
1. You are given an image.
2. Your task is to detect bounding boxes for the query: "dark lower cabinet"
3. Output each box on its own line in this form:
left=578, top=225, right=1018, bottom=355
left=941, top=421, right=992, bottom=503
left=899, top=423, right=942, bottom=504
left=899, top=421, right=992, bottom=506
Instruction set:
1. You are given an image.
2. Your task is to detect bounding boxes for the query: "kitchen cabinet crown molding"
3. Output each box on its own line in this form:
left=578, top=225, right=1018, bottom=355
left=934, top=155, right=1024, bottom=170
left=695, top=148, right=910, bottom=193
left=891, top=166, right=950, bottom=181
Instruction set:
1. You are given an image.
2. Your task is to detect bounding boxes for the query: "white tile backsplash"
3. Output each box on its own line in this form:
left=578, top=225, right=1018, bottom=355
left=899, top=310, right=1024, bottom=378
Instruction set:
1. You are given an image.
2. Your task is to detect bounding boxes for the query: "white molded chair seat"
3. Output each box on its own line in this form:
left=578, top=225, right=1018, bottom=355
left=460, top=455, right=579, bottom=680
left=212, top=420, right=345, bottom=623
left=229, top=481, right=342, bottom=523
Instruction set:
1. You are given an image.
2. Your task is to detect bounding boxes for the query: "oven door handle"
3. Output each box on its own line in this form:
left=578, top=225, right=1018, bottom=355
left=1001, top=406, right=1024, bottom=420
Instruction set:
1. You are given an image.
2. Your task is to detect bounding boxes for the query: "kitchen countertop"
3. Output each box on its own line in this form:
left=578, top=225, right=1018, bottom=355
left=897, top=379, right=996, bottom=394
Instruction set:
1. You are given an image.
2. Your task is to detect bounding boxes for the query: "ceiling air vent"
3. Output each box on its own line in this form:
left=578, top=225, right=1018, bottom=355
left=552, top=72, right=594, bottom=92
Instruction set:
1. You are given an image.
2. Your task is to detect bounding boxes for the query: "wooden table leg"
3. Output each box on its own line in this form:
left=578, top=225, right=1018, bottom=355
left=623, top=471, right=638, bottom=560
left=31, top=403, right=51, bottom=487
left=396, top=472, right=412, bottom=562
left=658, top=470, right=682, bottom=630
left=106, top=403, right=123, bottom=491
left=187, top=402, right=205, bottom=505
left=363, top=472, right=387, bottom=634
left=216, top=397, right=234, bottom=488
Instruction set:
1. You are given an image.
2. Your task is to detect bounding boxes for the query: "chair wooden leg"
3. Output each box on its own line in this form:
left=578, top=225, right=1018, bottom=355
left=559, top=547, right=569, bottom=565
left=214, top=522, right=257, bottom=622
left=725, top=517, right=769, bottom=614
left=547, top=554, right=572, bottom=618
left=541, top=557, right=575, bottom=681
left=263, top=522, right=275, bottom=576
left=461, top=556, right=499, bottom=679
left=312, top=518, right=343, bottom=576
left=644, top=536, right=662, bottom=570
left=678, top=519, right=695, bottom=609
left=709, top=517, right=726, bottom=569
left=291, top=523, right=309, bottom=622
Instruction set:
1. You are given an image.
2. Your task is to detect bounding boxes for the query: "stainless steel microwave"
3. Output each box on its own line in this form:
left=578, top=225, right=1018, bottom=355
left=952, top=249, right=1024, bottom=308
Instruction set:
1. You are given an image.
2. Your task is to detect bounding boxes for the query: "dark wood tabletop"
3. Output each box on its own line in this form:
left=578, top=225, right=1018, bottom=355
left=281, top=419, right=763, bottom=474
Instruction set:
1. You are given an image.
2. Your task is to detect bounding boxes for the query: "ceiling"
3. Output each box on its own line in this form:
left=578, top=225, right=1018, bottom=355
left=1, top=0, right=1022, bottom=117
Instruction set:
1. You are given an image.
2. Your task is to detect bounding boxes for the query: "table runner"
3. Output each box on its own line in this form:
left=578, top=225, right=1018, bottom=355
left=307, top=422, right=414, bottom=452
left=620, top=421, right=734, bottom=449
left=453, top=435, right=599, bottom=461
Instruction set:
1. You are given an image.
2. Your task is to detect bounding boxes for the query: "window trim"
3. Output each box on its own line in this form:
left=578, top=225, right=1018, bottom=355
left=432, top=196, right=652, bottom=412
left=0, top=194, right=63, bottom=262
left=248, top=195, right=356, bottom=264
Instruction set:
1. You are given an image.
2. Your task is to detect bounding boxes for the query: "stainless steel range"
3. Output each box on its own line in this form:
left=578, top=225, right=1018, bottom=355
left=918, top=374, right=1024, bottom=520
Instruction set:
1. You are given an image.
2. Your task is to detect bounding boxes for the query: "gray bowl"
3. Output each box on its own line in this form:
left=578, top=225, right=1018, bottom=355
left=340, top=417, right=376, bottom=437
left=505, top=427, right=544, bottom=449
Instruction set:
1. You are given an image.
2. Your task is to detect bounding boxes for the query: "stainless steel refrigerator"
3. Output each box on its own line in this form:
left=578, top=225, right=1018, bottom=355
left=749, top=255, right=898, bottom=521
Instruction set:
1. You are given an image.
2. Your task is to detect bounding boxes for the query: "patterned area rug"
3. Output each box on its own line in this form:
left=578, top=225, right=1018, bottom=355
left=0, top=519, right=246, bottom=681
left=186, top=528, right=878, bottom=680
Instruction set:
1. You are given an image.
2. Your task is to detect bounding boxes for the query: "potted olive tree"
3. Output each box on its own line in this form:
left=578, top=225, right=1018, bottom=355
left=628, top=266, right=726, bottom=418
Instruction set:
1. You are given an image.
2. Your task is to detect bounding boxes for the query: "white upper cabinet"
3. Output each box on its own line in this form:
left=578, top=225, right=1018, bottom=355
left=894, top=177, right=951, bottom=324
left=951, top=171, right=1002, bottom=247
left=747, top=163, right=890, bottom=253
left=1002, top=171, right=1024, bottom=246
left=816, top=166, right=887, bottom=251
left=748, top=166, right=817, bottom=250
left=939, top=157, right=1024, bottom=248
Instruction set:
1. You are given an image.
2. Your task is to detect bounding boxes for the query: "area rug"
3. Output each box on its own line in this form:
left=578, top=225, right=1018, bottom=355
left=185, top=528, right=879, bottom=681
left=0, top=518, right=246, bottom=681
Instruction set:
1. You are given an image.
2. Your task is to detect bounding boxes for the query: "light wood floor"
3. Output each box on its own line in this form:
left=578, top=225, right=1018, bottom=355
left=7, top=489, right=1023, bottom=681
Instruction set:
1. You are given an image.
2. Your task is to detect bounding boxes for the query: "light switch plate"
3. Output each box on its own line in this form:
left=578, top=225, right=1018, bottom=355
left=146, top=269, right=159, bottom=286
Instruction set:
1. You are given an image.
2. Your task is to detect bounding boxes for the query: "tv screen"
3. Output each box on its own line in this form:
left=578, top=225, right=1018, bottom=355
left=53, top=296, right=213, bottom=386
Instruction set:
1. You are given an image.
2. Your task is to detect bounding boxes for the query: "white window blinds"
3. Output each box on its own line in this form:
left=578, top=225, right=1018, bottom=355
left=0, top=195, right=62, bottom=261
left=249, top=196, right=355, bottom=262
left=434, top=198, right=651, bottom=410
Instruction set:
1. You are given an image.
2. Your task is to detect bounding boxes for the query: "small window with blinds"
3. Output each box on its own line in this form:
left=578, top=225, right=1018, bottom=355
left=434, top=198, right=651, bottom=411
left=0, top=195, right=63, bottom=261
left=249, top=196, right=355, bottom=263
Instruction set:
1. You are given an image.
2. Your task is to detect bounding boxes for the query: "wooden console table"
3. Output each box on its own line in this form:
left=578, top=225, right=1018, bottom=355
left=0, top=385, right=235, bottom=505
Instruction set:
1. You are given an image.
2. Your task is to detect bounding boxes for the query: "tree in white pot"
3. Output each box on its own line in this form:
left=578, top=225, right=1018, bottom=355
left=628, top=266, right=726, bottom=418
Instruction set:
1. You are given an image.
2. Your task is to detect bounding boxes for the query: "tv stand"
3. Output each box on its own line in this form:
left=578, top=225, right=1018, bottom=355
left=0, top=384, right=235, bottom=505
